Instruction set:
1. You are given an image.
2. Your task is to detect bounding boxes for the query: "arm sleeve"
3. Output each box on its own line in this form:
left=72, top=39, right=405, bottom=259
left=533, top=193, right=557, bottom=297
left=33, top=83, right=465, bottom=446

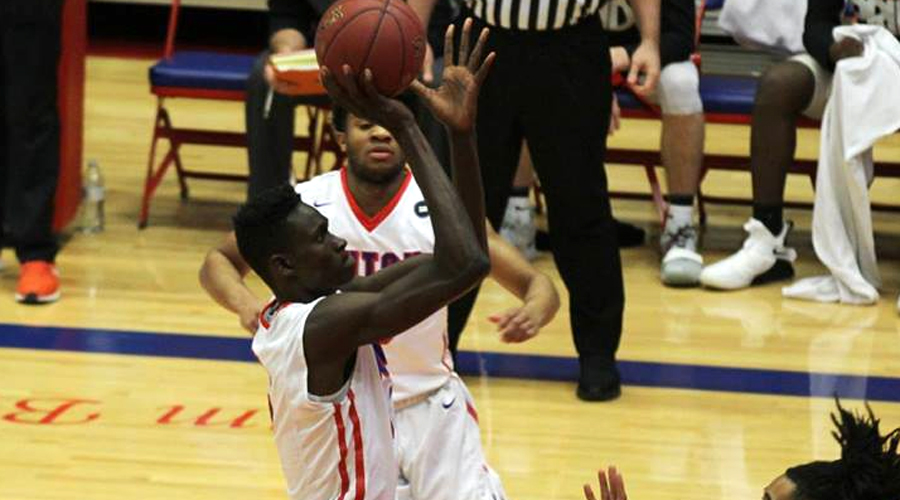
left=803, top=0, right=844, bottom=71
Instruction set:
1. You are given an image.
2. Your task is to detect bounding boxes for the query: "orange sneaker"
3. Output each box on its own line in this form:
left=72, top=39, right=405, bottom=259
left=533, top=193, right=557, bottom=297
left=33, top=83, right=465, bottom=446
left=16, top=261, right=60, bottom=304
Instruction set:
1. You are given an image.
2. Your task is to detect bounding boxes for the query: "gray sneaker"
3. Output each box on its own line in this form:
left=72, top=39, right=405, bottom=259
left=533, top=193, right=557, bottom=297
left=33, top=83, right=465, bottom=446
left=660, top=223, right=703, bottom=287
left=500, top=197, right=538, bottom=260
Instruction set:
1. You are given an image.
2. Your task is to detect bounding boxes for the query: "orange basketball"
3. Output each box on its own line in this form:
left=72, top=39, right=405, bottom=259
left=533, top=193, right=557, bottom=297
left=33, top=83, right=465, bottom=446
left=315, top=0, right=426, bottom=96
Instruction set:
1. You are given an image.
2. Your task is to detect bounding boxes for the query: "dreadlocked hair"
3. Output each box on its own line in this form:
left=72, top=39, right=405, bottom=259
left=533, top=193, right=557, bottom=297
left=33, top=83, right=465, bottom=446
left=232, top=184, right=303, bottom=285
left=786, top=398, right=900, bottom=500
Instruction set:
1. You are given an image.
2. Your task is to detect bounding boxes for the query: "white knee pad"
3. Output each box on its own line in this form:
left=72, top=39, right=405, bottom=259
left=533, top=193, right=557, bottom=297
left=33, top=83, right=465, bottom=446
left=657, top=61, right=704, bottom=115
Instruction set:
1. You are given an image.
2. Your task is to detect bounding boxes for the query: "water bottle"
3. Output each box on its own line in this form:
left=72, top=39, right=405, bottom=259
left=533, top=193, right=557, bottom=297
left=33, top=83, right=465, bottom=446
left=82, top=160, right=105, bottom=233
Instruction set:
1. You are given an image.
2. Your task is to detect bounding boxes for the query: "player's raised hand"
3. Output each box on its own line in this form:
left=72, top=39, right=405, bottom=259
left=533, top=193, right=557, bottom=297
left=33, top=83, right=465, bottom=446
left=321, top=65, right=415, bottom=132
left=584, top=467, right=627, bottom=500
left=410, top=18, right=496, bottom=133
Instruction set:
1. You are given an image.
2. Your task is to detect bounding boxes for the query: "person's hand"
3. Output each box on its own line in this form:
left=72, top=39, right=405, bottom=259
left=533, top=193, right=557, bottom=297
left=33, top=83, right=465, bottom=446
left=610, top=46, right=631, bottom=74
left=628, top=41, right=660, bottom=97
left=584, top=467, right=627, bottom=500
left=609, top=93, right=621, bottom=136
left=238, top=301, right=265, bottom=335
left=321, top=65, right=415, bottom=132
left=488, top=305, right=543, bottom=343
left=421, top=42, right=436, bottom=84
left=409, top=18, right=496, bottom=134
left=265, top=30, right=309, bottom=96
left=830, top=37, right=864, bottom=63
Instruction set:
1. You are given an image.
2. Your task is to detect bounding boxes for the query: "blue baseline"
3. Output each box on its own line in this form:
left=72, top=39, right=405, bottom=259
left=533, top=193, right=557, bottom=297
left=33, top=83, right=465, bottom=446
left=1, top=322, right=898, bottom=403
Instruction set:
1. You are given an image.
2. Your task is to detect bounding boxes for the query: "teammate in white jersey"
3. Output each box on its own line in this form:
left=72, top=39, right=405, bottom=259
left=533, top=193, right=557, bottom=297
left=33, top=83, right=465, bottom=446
left=224, top=24, right=495, bottom=500
left=202, top=22, right=560, bottom=500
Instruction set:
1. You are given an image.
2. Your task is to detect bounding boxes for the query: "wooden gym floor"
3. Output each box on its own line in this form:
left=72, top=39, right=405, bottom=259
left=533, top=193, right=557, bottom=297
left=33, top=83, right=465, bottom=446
left=0, top=56, right=898, bottom=500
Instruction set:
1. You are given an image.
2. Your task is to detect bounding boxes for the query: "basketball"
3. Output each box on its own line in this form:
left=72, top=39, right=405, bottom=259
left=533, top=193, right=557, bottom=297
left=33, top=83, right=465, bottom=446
left=314, top=0, right=426, bottom=96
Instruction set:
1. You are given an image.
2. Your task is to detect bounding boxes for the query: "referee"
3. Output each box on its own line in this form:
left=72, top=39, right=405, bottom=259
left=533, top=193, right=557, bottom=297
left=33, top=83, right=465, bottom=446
left=431, top=0, right=661, bottom=401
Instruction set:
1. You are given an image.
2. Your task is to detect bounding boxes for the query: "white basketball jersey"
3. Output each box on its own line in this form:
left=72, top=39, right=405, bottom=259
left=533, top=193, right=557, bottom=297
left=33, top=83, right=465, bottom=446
left=252, top=297, right=397, bottom=500
left=296, top=169, right=455, bottom=403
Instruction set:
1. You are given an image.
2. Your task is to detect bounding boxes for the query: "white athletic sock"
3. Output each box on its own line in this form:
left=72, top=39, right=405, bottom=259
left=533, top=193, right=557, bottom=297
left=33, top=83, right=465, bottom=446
left=666, top=203, right=694, bottom=231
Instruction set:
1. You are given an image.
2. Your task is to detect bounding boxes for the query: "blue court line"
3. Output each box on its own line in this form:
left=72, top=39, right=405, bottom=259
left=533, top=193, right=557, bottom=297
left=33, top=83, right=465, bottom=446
left=2, top=322, right=898, bottom=402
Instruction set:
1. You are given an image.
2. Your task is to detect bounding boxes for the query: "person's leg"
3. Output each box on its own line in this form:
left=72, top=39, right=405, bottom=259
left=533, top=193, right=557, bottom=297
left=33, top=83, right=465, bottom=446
left=656, top=61, right=705, bottom=286
left=750, top=60, right=817, bottom=235
left=3, top=5, right=63, bottom=303
left=446, top=15, right=523, bottom=356
left=0, top=21, right=7, bottom=269
left=701, top=58, right=823, bottom=291
left=520, top=22, right=622, bottom=401
left=498, top=142, right=537, bottom=260
left=245, top=52, right=301, bottom=199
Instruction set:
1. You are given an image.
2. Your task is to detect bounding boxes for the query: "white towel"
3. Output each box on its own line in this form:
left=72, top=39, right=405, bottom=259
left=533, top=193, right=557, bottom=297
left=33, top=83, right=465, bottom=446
left=718, top=0, right=807, bottom=55
left=783, top=25, right=900, bottom=305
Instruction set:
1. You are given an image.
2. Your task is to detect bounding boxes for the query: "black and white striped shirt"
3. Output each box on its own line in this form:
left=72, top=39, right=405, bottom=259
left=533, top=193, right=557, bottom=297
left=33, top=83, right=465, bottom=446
left=466, top=0, right=605, bottom=30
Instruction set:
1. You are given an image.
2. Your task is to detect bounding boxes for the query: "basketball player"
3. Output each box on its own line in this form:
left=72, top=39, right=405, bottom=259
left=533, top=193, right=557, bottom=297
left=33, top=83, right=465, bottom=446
left=205, top=23, right=554, bottom=500
left=583, top=400, right=900, bottom=500
left=228, top=26, right=495, bottom=500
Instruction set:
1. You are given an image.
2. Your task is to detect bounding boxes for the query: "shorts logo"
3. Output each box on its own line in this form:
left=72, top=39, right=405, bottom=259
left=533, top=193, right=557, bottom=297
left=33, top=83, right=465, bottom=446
left=441, top=396, right=456, bottom=409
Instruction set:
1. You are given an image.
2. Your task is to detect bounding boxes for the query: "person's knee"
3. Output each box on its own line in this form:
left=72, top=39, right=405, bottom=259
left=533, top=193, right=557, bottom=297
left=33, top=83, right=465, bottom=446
left=658, top=62, right=703, bottom=115
left=754, top=61, right=815, bottom=115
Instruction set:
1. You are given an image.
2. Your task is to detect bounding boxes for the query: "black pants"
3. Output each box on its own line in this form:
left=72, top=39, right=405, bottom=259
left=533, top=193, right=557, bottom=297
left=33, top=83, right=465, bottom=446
left=245, top=53, right=451, bottom=199
left=454, top=15, right=624, bottom=369
left=0, top=5, right=62, bottom=264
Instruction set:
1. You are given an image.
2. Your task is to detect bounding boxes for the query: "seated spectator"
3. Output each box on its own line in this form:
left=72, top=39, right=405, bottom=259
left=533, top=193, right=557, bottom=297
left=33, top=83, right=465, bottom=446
left=584, top=400, right=900, bottom=500
left=602, top=0, right=705, bottom=287
left=700, top=0, right=900, bottom=291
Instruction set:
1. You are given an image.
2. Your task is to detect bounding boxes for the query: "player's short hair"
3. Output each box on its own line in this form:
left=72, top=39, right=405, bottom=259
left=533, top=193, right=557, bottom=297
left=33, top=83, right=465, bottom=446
left=233, top=184, right=303, bottom=284
left=331, top=105, right=348, bottom=133
left=786, top=399, right=900, bottom=500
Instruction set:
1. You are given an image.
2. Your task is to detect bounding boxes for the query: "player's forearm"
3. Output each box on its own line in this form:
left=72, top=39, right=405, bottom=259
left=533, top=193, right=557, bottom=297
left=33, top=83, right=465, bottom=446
left=523, top=274, right=560, bottom=327
left=630, top=0, right=660, bottom=44
left=449, top=130, right=487, bottom=252
left=804, top=0, right=843, bottom=70
left=392, top=122, right=488, bottom=276
left=199, top=251, right=262, bottom=318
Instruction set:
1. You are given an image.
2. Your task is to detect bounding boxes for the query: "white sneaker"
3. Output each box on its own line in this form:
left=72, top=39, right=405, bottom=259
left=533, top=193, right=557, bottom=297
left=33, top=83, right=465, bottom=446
left=500, top=196, right=538, bottom=260
left=660, top=222, right=702, bottom=287
left=700, top=218, right=797, bottom=290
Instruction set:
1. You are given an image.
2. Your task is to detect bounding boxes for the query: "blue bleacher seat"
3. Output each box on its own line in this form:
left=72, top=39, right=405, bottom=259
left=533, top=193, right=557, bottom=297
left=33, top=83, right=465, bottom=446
left=150, top=51, right=256, bottom=91
left=615, top=74, right=758, bottom=115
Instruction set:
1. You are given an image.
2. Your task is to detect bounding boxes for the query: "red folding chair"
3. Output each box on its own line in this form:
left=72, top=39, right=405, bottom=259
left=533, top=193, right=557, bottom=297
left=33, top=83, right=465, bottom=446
left=141, top=0, right=338, bottom=228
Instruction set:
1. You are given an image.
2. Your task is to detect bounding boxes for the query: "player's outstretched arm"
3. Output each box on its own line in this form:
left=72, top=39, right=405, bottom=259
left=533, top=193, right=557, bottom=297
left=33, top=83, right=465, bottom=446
left=304, top=66, right=489, bottom=367
left=199, top=232, right=266, bottom=334
left=486, top=225, right=559, bottom=343
left=411, top=19, right=495, bottom=252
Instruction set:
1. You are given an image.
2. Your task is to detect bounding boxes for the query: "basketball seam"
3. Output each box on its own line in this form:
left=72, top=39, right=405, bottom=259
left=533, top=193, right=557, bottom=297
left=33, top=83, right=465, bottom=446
left=387, top=0, right=421, bottom=31
left=360, top=0, right=391, bottom=81
left=320, top=7, right=385, bottom=68
left=388, top=12, right=407, bottom=92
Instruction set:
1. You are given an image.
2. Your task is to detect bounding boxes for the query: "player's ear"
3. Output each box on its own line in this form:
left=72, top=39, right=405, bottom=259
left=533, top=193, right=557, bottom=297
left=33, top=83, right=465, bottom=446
left=334, top=131, right=347, bottom=152
left=269, top=253, right=296, bottom=278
